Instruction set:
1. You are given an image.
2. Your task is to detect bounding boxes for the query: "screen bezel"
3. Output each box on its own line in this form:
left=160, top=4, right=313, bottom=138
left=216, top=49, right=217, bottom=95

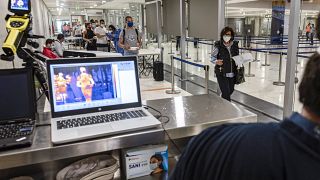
left=8, top=0, right=31, bottom=15
left=0, top=68, right=36, bottom=121
left=46, top=56, right=142, bottom=118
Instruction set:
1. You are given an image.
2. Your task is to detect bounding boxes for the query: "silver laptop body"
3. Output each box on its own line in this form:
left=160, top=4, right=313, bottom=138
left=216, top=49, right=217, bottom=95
left=47, top=57, right=160, bottom=144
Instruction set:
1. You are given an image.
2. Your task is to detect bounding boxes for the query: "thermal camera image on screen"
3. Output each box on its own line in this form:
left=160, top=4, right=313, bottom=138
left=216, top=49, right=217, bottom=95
left=50, top=61, right=139, bottom=112
left=11, top=0, right=29, bottom=11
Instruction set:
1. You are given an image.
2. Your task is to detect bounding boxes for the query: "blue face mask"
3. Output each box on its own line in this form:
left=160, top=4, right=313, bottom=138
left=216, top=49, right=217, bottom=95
left=127, top=22, right=134, bottom=27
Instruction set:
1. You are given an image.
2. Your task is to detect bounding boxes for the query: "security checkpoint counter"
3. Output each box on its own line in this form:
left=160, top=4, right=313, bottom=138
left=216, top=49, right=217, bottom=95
left=0, top=94, right=257, bottom=179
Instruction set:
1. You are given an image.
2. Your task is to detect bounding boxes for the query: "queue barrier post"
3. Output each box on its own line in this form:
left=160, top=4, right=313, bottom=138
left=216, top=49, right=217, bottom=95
left=186, top=40, right=191, bottom=59
left=168, top=38, right=174, bottom=55
left=261, top=51, right=271, bottom=66
left=166, top=55, right=181, bottom=94
left=194, top=40, right=201, bottom=62
left=245, top=61, right=255, bottom=77
left=273, top=52, right=285, bottom=86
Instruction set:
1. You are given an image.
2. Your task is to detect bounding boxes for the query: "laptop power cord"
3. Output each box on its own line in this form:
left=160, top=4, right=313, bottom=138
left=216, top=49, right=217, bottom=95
left=143, top=105, right=182, bottom=154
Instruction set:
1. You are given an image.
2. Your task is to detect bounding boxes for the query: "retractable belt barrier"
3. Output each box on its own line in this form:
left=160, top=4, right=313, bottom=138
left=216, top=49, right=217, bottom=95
left=166, top=55, right=210, bottom=95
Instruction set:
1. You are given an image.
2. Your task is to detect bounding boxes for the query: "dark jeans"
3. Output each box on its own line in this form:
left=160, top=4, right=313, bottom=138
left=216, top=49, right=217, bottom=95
left=306, top=32, right=310, bottom=41
left=217, top=75, right=235, bottom=101
left=310, top=33, right=314, bottom=45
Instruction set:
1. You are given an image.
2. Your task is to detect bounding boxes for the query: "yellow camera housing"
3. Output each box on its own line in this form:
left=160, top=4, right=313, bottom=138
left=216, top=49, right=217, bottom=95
left=2, top=15, right=30, bottom=56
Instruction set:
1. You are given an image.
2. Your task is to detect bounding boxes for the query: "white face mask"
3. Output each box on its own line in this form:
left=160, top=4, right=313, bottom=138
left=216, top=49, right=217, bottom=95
left=149, top=163, right=158, bottom=170
left=223, top=35, right=231, bottom=43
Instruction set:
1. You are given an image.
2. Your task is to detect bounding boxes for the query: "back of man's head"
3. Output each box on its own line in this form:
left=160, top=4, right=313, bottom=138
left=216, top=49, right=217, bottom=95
left=57, top=34, right=64, bottom=41
left=299, top=52, right=320, bottom=117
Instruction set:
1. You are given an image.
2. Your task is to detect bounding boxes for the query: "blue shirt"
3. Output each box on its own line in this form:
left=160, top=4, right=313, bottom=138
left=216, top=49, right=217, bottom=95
left=290, top=112, right=320, bottom=139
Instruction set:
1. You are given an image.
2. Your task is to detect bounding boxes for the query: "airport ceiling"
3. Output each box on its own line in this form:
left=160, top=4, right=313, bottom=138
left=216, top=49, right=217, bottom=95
left=45, top=0, right=320, bottom=16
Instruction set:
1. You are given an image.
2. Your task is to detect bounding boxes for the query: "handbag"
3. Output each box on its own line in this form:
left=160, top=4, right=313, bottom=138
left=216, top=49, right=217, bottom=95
left=235, top=66, right=245, bottom=85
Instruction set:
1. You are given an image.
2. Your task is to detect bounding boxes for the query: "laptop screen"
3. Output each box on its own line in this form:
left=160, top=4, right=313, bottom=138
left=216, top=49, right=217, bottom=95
left=0, top=68, right=36, bottom=121
left=47, top=57, right=141, bottom=118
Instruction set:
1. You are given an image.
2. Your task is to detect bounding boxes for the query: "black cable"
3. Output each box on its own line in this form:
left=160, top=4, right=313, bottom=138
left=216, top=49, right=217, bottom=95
left=36, top=92, right=44, bottom=102
left=143, top=105, right=182, bottom=154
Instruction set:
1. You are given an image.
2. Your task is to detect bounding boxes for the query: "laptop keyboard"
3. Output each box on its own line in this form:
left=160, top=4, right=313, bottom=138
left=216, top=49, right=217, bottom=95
left=0, top=122, right=34, bottom=139
left=57, top=110, right=148, bottom=130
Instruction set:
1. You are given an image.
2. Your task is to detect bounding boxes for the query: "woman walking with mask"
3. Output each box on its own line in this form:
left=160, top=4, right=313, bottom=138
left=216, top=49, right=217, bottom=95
left=211, top=27, right=239, bottom=101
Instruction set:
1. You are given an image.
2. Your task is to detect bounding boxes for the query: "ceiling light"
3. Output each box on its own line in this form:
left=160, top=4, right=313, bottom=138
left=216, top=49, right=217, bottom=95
left=90, top=6, right=93, bottom=8
left=94, top=4, right=98, bottom=7
left=102, top=0, right=106, bottom=3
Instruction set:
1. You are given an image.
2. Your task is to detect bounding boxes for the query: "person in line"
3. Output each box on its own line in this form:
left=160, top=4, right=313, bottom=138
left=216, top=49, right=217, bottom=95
left=81, top=20, right=88, bottom=33
left=118, top=16, right=142, bottom=56
left=73, top=21, right=83, bottom=46
left=211, top=27, right=239, bottom=101
left=107, top=25, right=123, bottom=54
left=306, top=22, right=311, bottom=41
left=310, top=24, right=315, bottom=45
left=53, top=34, right=65, bottom=58
left=94, top=19, right=109, bottom=52
left=43, top=39, right=59, bottom=59
left=83, top=23, right=97, bottom=51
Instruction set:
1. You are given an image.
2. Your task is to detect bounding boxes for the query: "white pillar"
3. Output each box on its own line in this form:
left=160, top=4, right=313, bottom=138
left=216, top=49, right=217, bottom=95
left=283, top=0, right=300, bottom=118
left=180, top=0, right=187, bottom=81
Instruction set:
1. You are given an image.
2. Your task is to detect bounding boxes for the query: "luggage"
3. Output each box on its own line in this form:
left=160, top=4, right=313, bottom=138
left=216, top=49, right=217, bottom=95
left=153, top=61, right=164, bottom=81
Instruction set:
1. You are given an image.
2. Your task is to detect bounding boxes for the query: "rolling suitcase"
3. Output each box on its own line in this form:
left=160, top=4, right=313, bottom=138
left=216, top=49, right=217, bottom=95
left=153, top=61, right=164, bottom=81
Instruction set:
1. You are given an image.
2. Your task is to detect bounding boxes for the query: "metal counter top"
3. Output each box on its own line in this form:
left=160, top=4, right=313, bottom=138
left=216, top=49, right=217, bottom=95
left=0, top=94, right=256, bottom=170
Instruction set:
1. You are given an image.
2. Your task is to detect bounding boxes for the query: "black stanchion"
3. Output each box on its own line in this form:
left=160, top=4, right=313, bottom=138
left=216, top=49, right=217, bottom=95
left=273, top=52, right=285, bottom=86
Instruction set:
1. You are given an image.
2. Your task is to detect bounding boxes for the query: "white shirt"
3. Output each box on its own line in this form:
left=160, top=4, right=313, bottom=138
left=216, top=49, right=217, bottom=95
left=94, top=26, right=108, bottom=44
left=53, top=40, right=65, bottom=57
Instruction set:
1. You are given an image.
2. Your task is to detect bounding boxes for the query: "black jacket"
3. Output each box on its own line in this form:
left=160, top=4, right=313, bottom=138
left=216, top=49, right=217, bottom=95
left=214, top=41, right=239, bottom=76
left=170, top=120, right=320, bottom=180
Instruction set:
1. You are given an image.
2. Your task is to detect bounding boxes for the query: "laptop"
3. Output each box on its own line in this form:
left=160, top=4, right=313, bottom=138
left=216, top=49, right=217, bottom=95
left=47, top=56, right=161, bottom=144
left=0, top=68, right=36, bottom=150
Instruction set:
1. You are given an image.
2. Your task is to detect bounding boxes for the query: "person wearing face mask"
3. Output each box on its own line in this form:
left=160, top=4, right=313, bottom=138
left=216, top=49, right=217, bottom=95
left=107, top=25, right=124, bottom=54
left=210, top=27, right=239, bottom=101
left=118, top=16, right=142, bottom=56
left=43, top=39, right=59, bottom=59
left=94, top=19, right=110, bottom=52
left=83, top=23, right=97, bottom=51
left=149, top=154, right=164, bottom=175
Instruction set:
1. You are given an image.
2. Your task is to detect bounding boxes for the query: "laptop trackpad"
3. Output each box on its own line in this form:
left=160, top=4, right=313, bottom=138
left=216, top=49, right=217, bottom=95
left=76, top=124, right=114, bottom=136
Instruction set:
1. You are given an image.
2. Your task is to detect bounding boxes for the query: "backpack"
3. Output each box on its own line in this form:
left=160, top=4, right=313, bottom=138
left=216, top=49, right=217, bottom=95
left=122, top=29, right=140, bottom=44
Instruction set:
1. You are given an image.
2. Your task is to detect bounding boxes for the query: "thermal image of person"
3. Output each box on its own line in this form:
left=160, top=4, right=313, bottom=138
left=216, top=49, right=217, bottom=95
left=56, top=73, right=68, bottom=103
left=77, top=67, right=95, bottom=102
left=11, top=0, right=16, bottom=7
left=17, top=0, right=24, bottom=8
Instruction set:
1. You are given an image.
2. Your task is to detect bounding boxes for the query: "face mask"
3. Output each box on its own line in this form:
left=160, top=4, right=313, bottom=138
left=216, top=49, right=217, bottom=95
left=127, top=22, right=134, bottom=27
left=223, top=35, right=231, bottom=43
left=149, top=163, right=158, bottom=170
left=92, top=23, right=96, bottom=28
